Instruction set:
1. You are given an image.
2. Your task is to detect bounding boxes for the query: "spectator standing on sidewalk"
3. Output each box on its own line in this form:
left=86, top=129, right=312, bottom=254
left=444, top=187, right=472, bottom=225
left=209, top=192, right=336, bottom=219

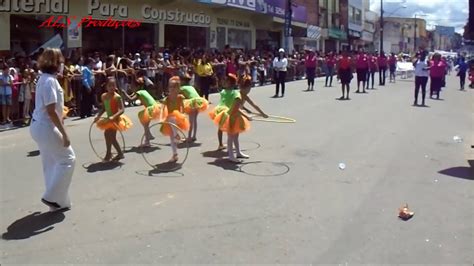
left=305, top=49, right=317, bottom=91
left=272, top=48, right=288, bottom=98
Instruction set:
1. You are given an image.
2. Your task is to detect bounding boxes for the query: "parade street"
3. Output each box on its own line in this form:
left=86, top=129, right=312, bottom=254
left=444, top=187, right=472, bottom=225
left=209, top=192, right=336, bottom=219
left=1, top=74, right=472, bottom=264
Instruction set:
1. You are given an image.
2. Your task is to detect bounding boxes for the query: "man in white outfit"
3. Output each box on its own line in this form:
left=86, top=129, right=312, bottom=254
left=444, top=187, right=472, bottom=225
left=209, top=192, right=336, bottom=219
left=30, top=48, right=76, bottom=212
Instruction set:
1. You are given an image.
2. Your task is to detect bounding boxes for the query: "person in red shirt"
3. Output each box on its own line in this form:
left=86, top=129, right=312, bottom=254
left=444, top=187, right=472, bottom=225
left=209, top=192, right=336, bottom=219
left=355, top=49, right=369, bottom=93
left=388, top=53, right=397, bottom=83
left=377, top=52, right=387, bottom=86
left=325, top=52, right=336, bottom=87
left=428, top=53, right=447, bottom=99
left=336, top=49, right=354, bottom=100
left=366, top=52, right=378, bottom=90
left=305, top=49, right=317, bottom=91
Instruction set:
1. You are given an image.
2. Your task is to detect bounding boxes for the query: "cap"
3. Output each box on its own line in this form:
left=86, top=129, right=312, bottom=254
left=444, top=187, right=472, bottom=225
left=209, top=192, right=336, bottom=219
left=278, top=48, right=285, bottom=53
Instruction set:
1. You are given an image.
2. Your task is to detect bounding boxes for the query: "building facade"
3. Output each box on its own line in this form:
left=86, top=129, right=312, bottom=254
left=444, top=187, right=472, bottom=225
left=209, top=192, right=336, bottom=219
left=317, top=0, right=347, bottom=53
left=374, top=16, right=428, bottom=54
left=1, top=0, right=321, bottom=55
left=347, top=0, right=363, bottom=50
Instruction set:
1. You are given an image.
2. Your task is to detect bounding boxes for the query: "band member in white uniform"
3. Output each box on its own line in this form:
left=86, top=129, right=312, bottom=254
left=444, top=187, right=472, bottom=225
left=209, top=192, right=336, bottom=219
left=30, top=48, right=76, bottom=211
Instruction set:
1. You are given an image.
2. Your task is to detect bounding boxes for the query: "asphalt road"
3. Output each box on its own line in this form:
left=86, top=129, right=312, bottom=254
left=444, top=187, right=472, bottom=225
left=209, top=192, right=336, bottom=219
left=1, top=74, right=473, bottom=264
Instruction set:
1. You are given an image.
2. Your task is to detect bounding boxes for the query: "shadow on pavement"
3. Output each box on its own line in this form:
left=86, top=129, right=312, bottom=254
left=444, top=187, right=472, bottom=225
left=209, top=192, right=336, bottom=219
left=83, top=161, right=123, bottom=172
left=2, top=211, right=66, bottom=240
left=135, top=169, right=184, bottom=178
left=208, top=159, right=241, bottom=171
left=202, top=149, right=227, bottom=158
left=125, top=146, right=161, bottom=154
left=438, top=160, right=474, bottom=180
left=208, top=159, right=291, bottom=177
left=27, top=150, right=40, bottom=157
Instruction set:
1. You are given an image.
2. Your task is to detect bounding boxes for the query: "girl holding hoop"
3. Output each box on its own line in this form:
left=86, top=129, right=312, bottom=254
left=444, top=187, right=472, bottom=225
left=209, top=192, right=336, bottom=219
left=180, top=73, right=208, bottom=143
left=209, top=73, right=239, bottom=151
left=124, top=80, right=165, bottom=147
left=161, top=76, right=190, bottom=163
left=94, top=77, right=132, bottom=162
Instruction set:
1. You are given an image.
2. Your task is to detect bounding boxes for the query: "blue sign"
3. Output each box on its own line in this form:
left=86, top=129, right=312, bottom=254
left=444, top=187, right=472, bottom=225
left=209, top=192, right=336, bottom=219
left=197, top=0, right=256, bottom=11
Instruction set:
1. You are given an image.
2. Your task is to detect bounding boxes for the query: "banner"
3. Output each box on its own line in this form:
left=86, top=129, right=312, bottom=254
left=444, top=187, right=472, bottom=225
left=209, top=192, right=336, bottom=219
left=256, top=0, right=307, bottom=23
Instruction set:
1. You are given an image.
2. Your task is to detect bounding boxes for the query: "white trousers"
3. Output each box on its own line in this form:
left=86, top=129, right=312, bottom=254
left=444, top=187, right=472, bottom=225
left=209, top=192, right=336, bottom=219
left=30, top=121, right=76, bottom=208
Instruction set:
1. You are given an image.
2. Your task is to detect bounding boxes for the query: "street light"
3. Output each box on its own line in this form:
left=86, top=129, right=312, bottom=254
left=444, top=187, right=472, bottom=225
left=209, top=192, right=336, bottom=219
left=380, top=0, right=407, bottom=53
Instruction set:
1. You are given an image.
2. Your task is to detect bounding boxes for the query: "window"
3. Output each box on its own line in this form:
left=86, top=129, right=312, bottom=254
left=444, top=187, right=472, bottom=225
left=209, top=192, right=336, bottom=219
left=354, top=9, right=362, bottom=25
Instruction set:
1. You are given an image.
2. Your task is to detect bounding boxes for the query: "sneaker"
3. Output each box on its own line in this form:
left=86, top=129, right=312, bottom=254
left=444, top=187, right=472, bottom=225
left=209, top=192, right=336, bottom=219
left=237, top=153, right=250, bottom=159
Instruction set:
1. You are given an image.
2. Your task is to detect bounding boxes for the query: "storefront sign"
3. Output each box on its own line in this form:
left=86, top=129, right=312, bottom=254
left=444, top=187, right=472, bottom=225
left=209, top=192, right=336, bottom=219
left=216, top=17, right=250, bottom=28
left=0, top=0, right=69, bottom=14
left=329, top=27, right=347, bottom=40
left=197, top=0, right=255, bottom=11
left=256, top=0, right=307, bottom=23
left=348, top=29, right=361, bottom=38
left=68, top=20, right=80, bottom=41
left=88, top=0, right=127, bottom=17
left=142, top=6, right=211, bottom=25
left=361, top=31, right=373, bottom=42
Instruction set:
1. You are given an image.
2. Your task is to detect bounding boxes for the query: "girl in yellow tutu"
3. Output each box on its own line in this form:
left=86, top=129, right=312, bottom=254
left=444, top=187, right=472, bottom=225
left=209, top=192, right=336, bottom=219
left=124, top=78, right=165, bottom=147
left=94, top=77, right=132, bottom=162
left=209, top=73, right=239, bottom=150
left=180, top=73, right=208, bottom=142
left=161, top=76, right=190, bottom=163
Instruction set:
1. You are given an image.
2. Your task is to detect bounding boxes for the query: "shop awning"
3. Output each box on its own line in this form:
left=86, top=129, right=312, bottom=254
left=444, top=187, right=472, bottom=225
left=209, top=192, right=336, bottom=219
left=30, top=34, right=63, bottom=55
left=272, top=17, right=307, bottom=29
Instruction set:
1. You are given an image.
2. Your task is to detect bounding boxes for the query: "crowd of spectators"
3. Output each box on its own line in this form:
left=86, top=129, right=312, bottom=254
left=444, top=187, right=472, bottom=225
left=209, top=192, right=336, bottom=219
left=0, top=45, right=472, bottom=126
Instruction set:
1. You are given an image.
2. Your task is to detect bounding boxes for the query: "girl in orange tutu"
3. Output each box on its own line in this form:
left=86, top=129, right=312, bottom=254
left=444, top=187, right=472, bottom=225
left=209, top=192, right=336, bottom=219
left=213, top=75, right=256, bottom=163
left=161, top=76, right=190, bottom=162
left=124, top=77, right=165, bottom=147
left=180, top=73, right=208, bottom=142
left=209, top=73, right=239, bottom=150
left=94, top=77, right=132, bottom=161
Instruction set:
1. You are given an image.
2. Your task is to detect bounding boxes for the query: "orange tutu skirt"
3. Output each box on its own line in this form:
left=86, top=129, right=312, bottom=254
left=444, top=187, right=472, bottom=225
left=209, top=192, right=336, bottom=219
left=160, top=110, right=190, bottom=136
left=213, top=111, right=250, bottom=134
left=184, top=97, right=209, bottom=114
left=96, top=115, right=133, bottom=131
left=62, top=106, right=69, bottom=118
left=138, top=104, right=166, bottom=124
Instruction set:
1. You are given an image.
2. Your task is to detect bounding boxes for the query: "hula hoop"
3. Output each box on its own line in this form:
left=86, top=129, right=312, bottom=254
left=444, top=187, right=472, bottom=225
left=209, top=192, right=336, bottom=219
left=249, top=113, right=296, bottom=123
left=88, top=120, right=126, bottom=161
left=140, top=121, right=190, bottom=172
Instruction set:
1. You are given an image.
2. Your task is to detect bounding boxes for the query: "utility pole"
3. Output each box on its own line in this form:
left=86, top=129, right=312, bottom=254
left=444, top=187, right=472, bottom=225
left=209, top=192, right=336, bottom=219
left=379, top=0, right=383, bottom=53
left=413, top=15, right=417, bottom=53
left=284, top=0, right=293, bottom=52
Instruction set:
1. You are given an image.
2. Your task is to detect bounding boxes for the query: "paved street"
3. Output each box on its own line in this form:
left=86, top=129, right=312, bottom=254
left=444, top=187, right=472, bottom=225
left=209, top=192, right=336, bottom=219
left=1, top=74, right=472, bottom=264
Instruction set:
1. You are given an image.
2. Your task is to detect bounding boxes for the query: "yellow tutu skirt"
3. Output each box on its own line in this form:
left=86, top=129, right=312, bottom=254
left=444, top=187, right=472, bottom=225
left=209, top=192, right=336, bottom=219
left=184, top=97, right=209, bottom=114
left=160, top=110, right=190, bottom=136
left=213, top=111, right=250, bottom=134
left=138, top=104, right=166, bottom=125
left=96, top=115, right=133, bottom=131
left=209, top=105, right=229, bottom=120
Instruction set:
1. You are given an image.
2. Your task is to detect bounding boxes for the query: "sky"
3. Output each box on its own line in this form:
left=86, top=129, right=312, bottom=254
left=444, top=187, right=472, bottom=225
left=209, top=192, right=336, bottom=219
left=369, top=0, right=469, bottom=34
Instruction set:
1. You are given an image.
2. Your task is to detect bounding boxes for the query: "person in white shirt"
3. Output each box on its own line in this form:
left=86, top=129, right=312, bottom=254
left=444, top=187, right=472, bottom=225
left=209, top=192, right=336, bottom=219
left=30, top=48, right=76, bottom=212
left=413, top=51, right=430, bottom=106
left=272, top=48, right=288, bottom=98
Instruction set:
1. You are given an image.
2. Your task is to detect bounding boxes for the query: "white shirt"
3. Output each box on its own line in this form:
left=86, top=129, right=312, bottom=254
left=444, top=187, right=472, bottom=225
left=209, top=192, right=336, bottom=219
left=32, top=73, right=64, bottom=125
left=414, top=59, right=429, bottom=77
left=273, top=57, right=288, bottom=72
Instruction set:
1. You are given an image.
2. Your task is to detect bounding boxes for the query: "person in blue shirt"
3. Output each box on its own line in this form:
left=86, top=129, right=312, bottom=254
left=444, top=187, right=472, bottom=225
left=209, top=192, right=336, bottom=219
left=456, top=57, right=468, bottom=90
left=80, top=58, right=95, bottom=118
